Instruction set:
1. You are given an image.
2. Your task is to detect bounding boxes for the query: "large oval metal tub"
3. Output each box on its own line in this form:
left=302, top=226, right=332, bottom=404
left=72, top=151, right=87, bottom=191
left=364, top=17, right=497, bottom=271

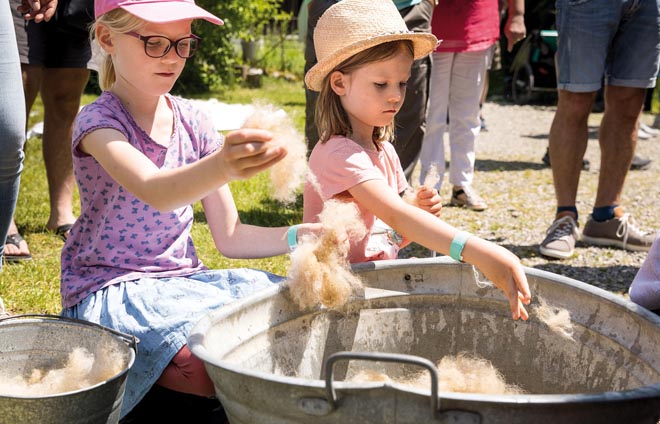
left=189, top=257, right=660, bottom=424
left=0, top=315, right=136, bottom=424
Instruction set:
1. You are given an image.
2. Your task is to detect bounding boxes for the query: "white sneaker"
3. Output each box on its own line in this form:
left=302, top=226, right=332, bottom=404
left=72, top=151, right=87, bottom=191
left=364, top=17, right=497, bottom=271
left=640, top=122, right=660, bottom=137
left=638, top=127, right=652, bottom=140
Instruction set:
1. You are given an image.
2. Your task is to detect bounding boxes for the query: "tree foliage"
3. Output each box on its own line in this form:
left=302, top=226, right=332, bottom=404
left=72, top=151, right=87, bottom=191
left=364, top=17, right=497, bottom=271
left=173, top=0, right=285, bottom=95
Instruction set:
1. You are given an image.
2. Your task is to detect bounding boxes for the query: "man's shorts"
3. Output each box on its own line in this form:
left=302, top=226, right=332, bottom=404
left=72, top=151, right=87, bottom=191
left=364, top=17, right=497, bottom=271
left=11, top=0, right=91, bottom=68
left=556, top=0, right=660, bottom=92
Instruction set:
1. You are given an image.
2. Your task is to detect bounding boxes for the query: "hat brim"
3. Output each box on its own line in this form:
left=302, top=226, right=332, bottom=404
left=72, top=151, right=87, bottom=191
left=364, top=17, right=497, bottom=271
left=305, top=32, right=438, bottom=92
left=119, top=2, right=223, bottom=25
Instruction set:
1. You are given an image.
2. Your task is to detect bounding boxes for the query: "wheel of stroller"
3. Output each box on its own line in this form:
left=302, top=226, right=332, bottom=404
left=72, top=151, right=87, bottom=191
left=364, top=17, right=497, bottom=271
left=512, top=63, right=534, bottom=105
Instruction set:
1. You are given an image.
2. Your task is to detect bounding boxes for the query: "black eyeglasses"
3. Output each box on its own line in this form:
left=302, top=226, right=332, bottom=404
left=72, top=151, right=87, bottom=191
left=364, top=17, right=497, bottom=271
left=126, top=32, right=201, bottom=59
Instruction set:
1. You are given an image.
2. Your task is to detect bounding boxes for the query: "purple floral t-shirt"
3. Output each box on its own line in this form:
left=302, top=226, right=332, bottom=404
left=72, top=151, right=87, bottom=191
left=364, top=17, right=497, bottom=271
left=60, top=92, right=223, bottom=308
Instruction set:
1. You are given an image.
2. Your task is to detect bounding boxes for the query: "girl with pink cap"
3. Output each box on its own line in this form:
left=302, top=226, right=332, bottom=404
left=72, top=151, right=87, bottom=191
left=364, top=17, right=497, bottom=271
left=59, top=0, right=323, bottom=419
left=303, top=0, right=531, bottom=321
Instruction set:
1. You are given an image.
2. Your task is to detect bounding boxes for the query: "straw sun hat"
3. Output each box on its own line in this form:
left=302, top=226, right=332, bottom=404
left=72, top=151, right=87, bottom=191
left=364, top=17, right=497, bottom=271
left=304, top=0, right=438, bottom=92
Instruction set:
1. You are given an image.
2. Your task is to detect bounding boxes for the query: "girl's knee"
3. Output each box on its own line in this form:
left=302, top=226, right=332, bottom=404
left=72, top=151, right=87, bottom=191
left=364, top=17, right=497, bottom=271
left=157, top=345, right=215, bottom=397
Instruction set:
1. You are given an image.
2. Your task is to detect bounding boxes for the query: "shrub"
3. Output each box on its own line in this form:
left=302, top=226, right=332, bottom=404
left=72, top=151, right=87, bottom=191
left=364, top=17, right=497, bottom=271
left=173, top=0, right=288, bottom=95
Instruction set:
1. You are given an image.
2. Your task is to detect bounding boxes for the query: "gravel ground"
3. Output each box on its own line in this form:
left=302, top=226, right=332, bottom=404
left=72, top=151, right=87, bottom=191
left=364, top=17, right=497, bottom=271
left=401, top=99, right=660, bottom=299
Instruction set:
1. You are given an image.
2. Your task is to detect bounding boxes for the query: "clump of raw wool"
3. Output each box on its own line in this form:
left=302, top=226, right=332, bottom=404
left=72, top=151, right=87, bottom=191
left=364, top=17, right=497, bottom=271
left=533, top=296, right=575, bottom=341
left=287, top=199, right=367, bottom=309
left=403, top=165, right=441, bottom=206
left=351, top=369, right=393, bottom=383
left=348, top=352, right=523, bottom=395
left=241, top=104, right=308, bottom=204
left=413, top=353, right=525, bottom=395
left=0, top=347, right=125, bottom=396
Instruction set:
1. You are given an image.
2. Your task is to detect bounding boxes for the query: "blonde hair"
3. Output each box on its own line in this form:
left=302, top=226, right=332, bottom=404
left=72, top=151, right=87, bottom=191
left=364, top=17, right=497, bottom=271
left=91, top=10, right=144, bottom=91
left=315, top=40, right=414, bottom=145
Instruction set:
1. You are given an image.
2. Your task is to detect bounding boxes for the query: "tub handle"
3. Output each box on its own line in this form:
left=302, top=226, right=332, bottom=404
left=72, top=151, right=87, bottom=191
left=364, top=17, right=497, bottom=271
left=0, top=314, right=138, bottom=352
left=324, top=351, right=440, bottom=418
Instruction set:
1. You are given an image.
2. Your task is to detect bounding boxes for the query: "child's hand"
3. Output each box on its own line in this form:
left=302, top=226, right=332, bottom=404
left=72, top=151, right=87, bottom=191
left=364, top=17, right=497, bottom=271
left=415, top=186, right=442, bottom=217
left=220, top=129, right=287, bottom=180
left=468, top=240, right=531, bottom=320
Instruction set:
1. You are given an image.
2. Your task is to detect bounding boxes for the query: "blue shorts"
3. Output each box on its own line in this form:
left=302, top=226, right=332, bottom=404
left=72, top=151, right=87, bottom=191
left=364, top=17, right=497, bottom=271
left=61, top=269, right=283, bottom=418
left=556, top=0, right=660, bottom=92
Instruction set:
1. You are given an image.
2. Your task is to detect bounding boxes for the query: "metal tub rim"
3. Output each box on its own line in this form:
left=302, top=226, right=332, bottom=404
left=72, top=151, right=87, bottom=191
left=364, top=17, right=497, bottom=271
left=0, top=314, right=137, bottom=399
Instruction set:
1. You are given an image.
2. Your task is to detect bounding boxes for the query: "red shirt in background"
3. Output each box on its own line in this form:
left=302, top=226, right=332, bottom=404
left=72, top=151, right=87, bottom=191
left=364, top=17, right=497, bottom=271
left=433, top=0, right=500, bottom=52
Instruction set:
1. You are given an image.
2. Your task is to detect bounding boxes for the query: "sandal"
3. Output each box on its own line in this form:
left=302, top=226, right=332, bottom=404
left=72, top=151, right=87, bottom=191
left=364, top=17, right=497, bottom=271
left=53, top=223, right=73, bottom=241
left=3, top=233, right=32, bottom=262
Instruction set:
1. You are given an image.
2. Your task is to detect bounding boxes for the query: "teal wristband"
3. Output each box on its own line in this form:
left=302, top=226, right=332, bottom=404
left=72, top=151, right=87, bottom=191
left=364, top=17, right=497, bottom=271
left=449, top=231, right=471, bottom=262
left=287, top=225, right=299, bottom=252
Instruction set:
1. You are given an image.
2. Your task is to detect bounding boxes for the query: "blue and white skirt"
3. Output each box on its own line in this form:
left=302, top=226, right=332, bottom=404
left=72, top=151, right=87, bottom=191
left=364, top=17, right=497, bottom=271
left=61, top=268, right=283, bottom=418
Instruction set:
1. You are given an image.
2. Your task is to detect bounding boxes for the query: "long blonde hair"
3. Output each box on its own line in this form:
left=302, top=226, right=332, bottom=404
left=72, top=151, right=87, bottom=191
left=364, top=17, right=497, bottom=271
left=91, top=10, right=144, bottom=91
left=315, top=40, right=414, bottom=145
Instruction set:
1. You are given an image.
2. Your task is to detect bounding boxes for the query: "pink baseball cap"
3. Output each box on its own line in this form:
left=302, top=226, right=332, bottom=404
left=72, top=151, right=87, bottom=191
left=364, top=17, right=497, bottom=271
left=95, top=0, right=223, bottom=25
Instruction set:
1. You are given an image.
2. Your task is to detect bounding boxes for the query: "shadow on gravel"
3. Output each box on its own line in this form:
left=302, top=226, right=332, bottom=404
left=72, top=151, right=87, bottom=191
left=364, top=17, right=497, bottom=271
left=520, top=125, right=600, bottom=141
left=501, top=243, right=640, bottom=291
left=531, top=263, right=639, bottom=291
left=475, top=159, right=547, bottom=172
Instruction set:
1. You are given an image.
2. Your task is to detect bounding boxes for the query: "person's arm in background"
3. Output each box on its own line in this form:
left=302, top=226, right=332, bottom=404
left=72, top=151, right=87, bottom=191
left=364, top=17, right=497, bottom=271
left=504, top=0, right=525, bottom=51
left=17, top=0, right=57, bottom=22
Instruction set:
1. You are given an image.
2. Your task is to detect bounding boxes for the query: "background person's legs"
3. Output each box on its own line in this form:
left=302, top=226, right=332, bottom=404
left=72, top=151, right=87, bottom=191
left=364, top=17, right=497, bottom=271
left=539, top=89, right=594, bottom=259
left=40, top=67, right=89, bottom=235
left=594, top=85, right=644, bottom=208
left=0, top=0, right=26, bottom=265
left=395, top=0, right=433, bottom=181
left=549, top=90, right=595, bottom=213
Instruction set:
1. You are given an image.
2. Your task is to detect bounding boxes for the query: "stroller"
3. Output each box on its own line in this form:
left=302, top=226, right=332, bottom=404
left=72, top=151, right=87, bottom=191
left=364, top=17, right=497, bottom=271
left=510, top=29, right=558, bottom=104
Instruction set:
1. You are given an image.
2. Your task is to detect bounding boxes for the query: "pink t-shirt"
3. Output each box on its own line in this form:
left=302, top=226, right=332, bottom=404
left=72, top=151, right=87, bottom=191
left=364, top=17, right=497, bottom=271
left=433, top=0, right=500, bottom=52
left=303, top=135, right=408, bottom=263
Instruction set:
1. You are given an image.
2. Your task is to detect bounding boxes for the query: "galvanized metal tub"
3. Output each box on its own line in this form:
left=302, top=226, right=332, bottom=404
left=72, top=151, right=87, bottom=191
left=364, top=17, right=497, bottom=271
left=189, top=257, right=660, bottom=424
left=0, top=315, right=136, bottom=424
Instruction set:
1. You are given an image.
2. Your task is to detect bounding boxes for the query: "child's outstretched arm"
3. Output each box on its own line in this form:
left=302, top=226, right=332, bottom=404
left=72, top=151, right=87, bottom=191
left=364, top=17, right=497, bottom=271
left=350, top=179, right=531, bottom=320
left=202, top=185, right=323, bottom=259
left=79, top=128, right=287, bottom=212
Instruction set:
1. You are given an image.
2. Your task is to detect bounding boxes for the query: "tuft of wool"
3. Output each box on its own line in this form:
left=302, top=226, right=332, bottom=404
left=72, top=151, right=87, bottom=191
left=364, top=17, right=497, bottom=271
left=241, top=104, right=308, bottom=204
left=412, top=353, right=525, bottom=395
left=0, top=347, right=125, bottom=396
left=287, top=199, right=367, bottom=309
left=348, top=352, right=524, bottom=395
left=403, top=164, right=441, bottom=206
left=533, top=296, right=575, bottom=341
left=350, top=369, right=393, bottom=383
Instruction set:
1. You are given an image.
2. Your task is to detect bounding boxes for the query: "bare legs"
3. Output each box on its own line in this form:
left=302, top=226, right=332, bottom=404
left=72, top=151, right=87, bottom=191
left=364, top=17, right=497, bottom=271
left=6, top=65, right=89, bottom=253
left=549, top=86, right=644, bottom=215
left=595, top=86, right=644, bottom=207
left=40, top=67, right=89, bottom=232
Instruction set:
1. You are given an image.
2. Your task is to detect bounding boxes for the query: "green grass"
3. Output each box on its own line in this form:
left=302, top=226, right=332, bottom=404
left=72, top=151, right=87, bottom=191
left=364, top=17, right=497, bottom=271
left=0, top=77, right=306, bottom=314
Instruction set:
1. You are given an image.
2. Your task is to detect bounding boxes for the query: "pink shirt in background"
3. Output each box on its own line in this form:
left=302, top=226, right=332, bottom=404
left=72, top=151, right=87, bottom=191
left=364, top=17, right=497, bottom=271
left=303, top=136, right=408, bottom=263
left=433, top=0, right=500, bottom=52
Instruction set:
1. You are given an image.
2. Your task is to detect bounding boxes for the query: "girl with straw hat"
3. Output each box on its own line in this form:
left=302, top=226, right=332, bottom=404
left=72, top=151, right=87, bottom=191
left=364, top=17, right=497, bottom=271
left=303, top=0, right=531, bottom=321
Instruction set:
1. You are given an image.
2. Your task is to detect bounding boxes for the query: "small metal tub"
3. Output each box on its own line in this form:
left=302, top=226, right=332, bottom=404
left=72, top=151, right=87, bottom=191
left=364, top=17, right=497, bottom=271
left=189, top=257, right=660, bottom=424
left=0, top=315, right=136, bottom=424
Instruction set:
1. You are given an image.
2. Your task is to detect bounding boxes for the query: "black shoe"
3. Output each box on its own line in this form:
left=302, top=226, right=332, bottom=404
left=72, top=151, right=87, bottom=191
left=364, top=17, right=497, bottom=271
left=542, top=148, right=590, bottom=171
left=630, top=154, right=652, bottom=171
